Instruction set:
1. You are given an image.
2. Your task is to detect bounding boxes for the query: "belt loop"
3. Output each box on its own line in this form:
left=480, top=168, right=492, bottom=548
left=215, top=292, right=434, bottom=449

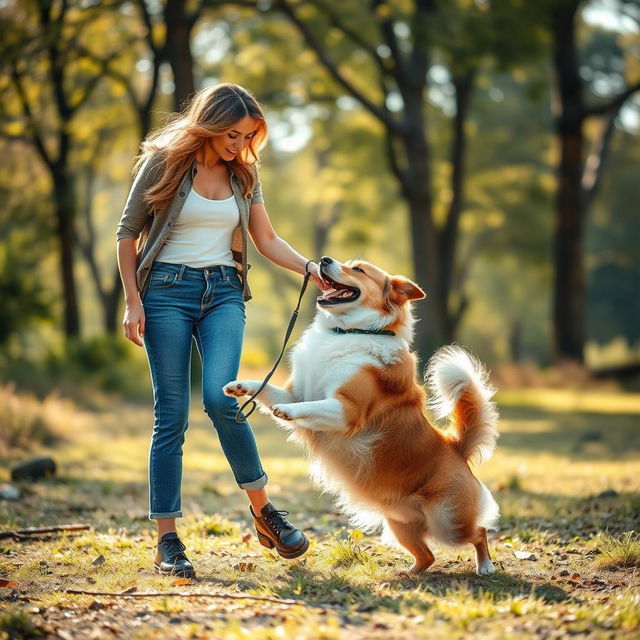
left=178, top=264, right=186, bottom=281
left=220, top=265, right=227, bottom=279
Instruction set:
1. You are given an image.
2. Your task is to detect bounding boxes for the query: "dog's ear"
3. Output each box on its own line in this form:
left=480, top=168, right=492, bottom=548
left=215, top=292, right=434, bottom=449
left=389, top=276, right=426, bottom=304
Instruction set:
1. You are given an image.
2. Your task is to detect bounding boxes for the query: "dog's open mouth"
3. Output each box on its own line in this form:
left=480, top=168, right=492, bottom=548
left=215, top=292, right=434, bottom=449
left=317, top=269, right=361, bottom=306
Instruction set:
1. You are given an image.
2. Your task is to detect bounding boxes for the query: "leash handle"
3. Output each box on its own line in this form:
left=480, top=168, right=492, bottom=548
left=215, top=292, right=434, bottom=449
left=235, top=269, right=312, bottom=422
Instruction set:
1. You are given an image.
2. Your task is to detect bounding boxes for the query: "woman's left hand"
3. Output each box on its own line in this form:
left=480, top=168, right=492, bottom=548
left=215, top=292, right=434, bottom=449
left=307, top=262, right=332, bottom=291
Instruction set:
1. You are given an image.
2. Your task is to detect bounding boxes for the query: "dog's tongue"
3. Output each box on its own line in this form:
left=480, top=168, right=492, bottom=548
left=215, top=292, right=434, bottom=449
left=318, top=289, right=344, bottom=302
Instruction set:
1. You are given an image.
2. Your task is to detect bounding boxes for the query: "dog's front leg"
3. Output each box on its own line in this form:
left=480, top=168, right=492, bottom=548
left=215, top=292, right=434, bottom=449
left=222, top=380, right=295, bottom=411
left=272, top=398, right=347, bottom=432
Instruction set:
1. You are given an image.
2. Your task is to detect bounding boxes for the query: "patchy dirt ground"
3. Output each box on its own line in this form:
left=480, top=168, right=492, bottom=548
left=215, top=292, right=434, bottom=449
left=1, top=387, right=639, bottom=639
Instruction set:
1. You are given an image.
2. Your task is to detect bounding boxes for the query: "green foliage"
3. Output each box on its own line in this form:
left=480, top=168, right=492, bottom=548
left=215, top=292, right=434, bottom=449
left=0, top=181, right=53, bottom=348
left=0, top=607, right=48, bottom=640
left=0, top=0, right=638, bottom=375
left=0, top=385, right=57, bottom=451
left=45, top=334, right=151, bottom=399
left=587, top=134, right=640, bottom=347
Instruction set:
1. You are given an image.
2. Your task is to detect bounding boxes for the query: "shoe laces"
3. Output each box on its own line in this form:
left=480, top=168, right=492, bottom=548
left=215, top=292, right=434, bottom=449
left=160, top=536, right=187, bottom=562
left=264, top=509, right=293, bottom=536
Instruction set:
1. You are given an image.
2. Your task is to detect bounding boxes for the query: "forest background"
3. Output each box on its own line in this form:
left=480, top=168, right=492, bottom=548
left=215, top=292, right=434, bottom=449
left=0, top=0, right=639, bottom=397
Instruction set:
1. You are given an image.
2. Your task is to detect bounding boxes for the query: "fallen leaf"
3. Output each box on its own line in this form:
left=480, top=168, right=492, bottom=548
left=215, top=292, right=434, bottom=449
left=242, top=532, right=252, bottom=543
left=0, top=579, right=17, bottom=587
left=91, top=555, right=105, bottom=566
left=120, top=586, right=137, bottom=594
left=513, top=550, right=537, bottom=560
left=172, top=578, right=191, bottom=586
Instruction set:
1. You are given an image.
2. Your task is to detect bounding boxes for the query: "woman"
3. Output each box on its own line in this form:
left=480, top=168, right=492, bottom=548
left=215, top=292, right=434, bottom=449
left=116, top=83, right=327, bottom=578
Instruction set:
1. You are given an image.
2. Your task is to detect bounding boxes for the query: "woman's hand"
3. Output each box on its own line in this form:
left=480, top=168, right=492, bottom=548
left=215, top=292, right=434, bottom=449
left=123, top=298, right=146, bottom=347
left=307, top=261, right=332, bottom=291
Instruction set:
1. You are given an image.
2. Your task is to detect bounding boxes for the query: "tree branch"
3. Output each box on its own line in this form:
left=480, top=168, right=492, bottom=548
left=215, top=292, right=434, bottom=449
left=370, top=0, right=407, bottom=86
left=64, top=588, right=329, bottom=609
left=406, top=0, right=433, bottom=90
left=70, top=42, right=141, bottom=111
left=583, top=79, right=640, bottom=118
left=582, top=108, right=618, bottom=211
left=384, top=128, right=407, bottom=189
left=134, top=0, right=160, bottom=59
left=307, top=0, right=392, bottom=79
left=277, top=0, right=401, bottom=132
left=9, top=61, right=51, bottom=166
left=39, top=0, right=72, bottom=123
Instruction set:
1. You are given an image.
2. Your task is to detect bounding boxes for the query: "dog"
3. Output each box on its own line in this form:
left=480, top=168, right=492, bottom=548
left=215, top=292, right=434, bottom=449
left=224, top=256, right=499, bottom=575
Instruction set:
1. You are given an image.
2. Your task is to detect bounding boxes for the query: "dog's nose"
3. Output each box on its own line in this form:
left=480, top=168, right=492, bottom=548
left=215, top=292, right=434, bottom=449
left=320, top=256, right=333, bottom=266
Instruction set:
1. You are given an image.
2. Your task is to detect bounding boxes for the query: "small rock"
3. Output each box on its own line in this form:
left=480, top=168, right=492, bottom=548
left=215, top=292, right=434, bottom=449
left=91, top=555, right=105, bottom=566
left=11, top=456, right=56, bottom=481
left=0, top=483, right=20, bottom=500
left=597, top=489, right=618, bottom=499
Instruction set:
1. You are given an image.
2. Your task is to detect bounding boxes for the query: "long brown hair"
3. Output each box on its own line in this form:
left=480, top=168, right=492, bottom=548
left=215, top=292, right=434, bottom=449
left=134, top=83, right=268, bottom=213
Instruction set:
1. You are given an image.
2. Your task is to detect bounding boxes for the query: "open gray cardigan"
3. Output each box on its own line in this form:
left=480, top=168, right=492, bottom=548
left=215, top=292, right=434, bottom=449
left=116, top=151, right=262, bottom=301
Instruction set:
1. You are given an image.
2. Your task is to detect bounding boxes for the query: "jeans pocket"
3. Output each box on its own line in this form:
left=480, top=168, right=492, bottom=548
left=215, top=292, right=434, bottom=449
left=225, top=271, right=244, bottom=290
left=148, top=271, right=179, bottom=289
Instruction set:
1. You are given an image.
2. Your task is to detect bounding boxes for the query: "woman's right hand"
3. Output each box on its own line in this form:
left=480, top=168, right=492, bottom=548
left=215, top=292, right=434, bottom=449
left=123, top=298, right=146, bottom=347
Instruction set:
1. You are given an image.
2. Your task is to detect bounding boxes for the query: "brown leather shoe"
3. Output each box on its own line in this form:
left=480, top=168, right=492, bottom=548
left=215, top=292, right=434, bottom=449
left=250, top=502, right=309, bottom=559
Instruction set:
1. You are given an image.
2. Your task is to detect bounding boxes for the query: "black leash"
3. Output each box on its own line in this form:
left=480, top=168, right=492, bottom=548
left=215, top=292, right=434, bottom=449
left=235, top=268, right=312, bottom=423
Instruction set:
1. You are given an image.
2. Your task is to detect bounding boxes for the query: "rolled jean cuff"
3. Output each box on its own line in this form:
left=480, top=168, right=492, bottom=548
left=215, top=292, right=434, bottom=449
left=149, top=510, right=182, bottom=520
left=237, top=472, right=268, bottom=491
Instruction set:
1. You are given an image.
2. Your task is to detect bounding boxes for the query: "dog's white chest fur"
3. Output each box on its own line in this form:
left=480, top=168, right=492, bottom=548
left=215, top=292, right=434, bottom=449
left=288, top=320, right=404, bottom=402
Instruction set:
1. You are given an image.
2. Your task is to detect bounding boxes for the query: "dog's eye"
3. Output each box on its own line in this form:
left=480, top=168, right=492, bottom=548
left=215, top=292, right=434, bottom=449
left=352, top=266, right=366, bottom=274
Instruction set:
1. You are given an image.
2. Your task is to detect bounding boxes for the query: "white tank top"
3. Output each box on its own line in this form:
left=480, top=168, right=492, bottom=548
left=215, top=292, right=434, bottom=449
left=156, top=187, right=239, bottom=268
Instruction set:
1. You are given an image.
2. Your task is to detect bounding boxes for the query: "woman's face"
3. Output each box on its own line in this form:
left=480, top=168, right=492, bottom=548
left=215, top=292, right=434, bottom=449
left=208, top=116, right=258, bottom=162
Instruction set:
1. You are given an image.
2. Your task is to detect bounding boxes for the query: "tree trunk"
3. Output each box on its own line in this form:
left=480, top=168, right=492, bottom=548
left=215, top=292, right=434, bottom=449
left=52, top=163, right=80, bottom=337
left=440, top=69, right=475, bottom=341
left=165, top=0, right=196, bottom=112
left=399, top=87, right=447, bottom=359
left=551, top=0, right=586, bottom=362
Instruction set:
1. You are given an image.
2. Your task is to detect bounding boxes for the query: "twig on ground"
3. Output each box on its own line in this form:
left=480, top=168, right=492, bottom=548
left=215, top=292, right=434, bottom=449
left=0, top=524, right=92, bottom=540
left=64, top=588, right=329, bottom=609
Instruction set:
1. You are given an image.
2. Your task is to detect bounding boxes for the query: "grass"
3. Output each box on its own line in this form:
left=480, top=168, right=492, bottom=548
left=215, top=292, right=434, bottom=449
left=0, top=382, right=639, bottom=639
left=596, top=531, right=640, bottom=569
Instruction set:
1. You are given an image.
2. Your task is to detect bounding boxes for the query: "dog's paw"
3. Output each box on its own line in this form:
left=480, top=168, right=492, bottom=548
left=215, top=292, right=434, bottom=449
left=272, top=404, right=293, bottom=421
left=223, top=381, right=252, bottom=397
left=476, top=559, right=495, bottom=576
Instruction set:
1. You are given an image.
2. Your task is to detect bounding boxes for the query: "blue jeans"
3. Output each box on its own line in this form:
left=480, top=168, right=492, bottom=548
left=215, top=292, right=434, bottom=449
left=142, top=261, right=268, bottom=520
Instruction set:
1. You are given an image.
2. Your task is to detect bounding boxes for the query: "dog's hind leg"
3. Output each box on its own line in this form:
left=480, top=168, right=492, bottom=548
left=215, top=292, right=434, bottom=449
left=472, top=527, right=495, bottom=576
left=385, top=518, right=435, bottom=573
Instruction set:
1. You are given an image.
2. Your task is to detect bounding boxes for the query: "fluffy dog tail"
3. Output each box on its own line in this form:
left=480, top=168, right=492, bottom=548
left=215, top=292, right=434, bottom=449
left=425, top=345, right=499, bottom=465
